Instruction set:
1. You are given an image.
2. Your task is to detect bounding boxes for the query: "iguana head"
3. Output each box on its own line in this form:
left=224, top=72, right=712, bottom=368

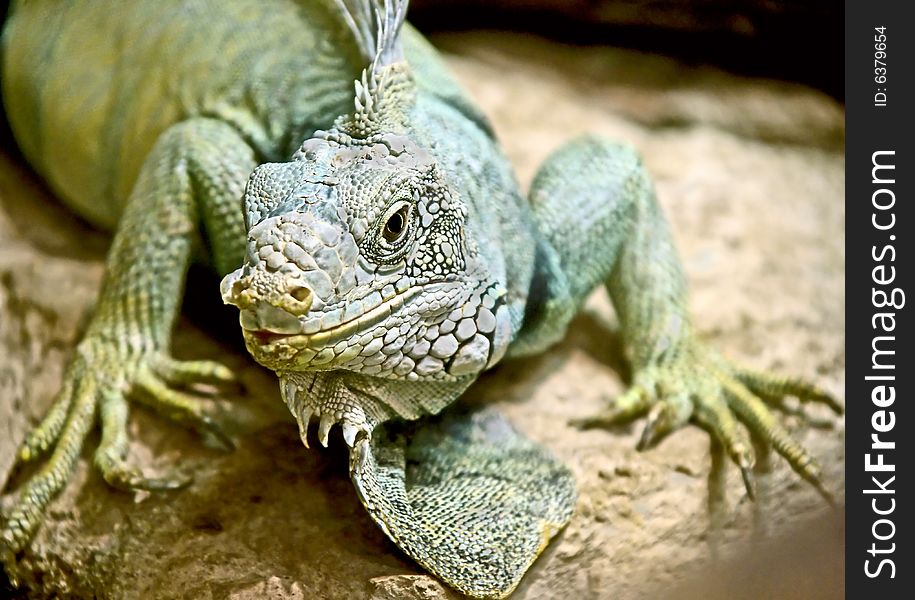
left=220, top=64, right=510, bottom=446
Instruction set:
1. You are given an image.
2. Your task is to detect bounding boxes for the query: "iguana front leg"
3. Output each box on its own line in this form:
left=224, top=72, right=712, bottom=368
left=1, top=118, right=253, bottom=570
left=520, top=135, right=842, bottom=527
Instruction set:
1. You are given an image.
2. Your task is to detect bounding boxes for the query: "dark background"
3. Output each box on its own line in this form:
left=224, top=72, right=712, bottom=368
left=409, top=0, right=842, bottom=100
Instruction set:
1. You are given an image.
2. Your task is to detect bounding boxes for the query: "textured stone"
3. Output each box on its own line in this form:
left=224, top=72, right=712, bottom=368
left=1, top=31, right=843, bottom=600
left=369, top=575, right=455, bottom=600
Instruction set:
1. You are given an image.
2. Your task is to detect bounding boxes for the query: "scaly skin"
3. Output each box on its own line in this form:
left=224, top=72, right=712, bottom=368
left=1, top=0, right=841, bottom=597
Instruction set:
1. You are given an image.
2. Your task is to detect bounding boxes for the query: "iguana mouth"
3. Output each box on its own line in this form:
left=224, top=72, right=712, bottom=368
left=243, top=286, right=422, bottom=350
left=247, top=330, right=293, bottom=345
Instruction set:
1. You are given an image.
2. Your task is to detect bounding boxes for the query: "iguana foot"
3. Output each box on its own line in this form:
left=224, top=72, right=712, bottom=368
left=572, top=341, right=842, bottom=532
left=1, top=340, right=236, bottom=568
left=279, top=371, right=381, bottom=449
left=280, top=373, right=378, bottom=448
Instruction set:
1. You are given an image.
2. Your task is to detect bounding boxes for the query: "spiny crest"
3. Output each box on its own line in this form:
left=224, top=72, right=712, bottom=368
left=334, top=0, right=408, bottom=73
left=334, top=0, right=414, bottom=138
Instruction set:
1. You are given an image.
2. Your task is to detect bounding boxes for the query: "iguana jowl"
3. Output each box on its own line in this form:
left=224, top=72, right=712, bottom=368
left=0, top=0, right=842, bottom=597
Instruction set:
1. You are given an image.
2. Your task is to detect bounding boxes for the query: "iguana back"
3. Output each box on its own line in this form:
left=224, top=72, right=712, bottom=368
left=3, top=0, right=372, bottom=229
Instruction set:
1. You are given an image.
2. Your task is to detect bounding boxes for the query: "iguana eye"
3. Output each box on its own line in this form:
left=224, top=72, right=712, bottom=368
left=382, top=204, right=410, bottom=243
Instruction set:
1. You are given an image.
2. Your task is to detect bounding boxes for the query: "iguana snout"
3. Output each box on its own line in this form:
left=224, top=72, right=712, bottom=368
left=220, top=200, right=365, bottom=369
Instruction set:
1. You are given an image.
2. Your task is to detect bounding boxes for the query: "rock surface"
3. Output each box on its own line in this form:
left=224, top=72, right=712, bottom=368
left=1, top=31, right=844, bottom=599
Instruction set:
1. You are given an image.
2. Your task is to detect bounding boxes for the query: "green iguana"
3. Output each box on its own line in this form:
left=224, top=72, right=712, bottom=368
left=0, top=0, right=841, bottom=597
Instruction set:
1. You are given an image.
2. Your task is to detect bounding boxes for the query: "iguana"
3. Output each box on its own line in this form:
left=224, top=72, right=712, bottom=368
left=0, top=0, right=841, bottom=597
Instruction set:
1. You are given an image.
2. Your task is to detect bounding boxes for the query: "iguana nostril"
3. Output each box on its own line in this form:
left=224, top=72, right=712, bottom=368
left=289, top=285, right=313, bottom=310
left=232, top=281, right=250, bottom=305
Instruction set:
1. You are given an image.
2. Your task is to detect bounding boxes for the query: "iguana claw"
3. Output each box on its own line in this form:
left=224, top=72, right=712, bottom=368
left=342, top=423, right=359, bottom=447
left=317, top=413, right=335, bottom=448
left=296, top=407, right=314, bottom=448
left=287, top=388, right=372, bottom=449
